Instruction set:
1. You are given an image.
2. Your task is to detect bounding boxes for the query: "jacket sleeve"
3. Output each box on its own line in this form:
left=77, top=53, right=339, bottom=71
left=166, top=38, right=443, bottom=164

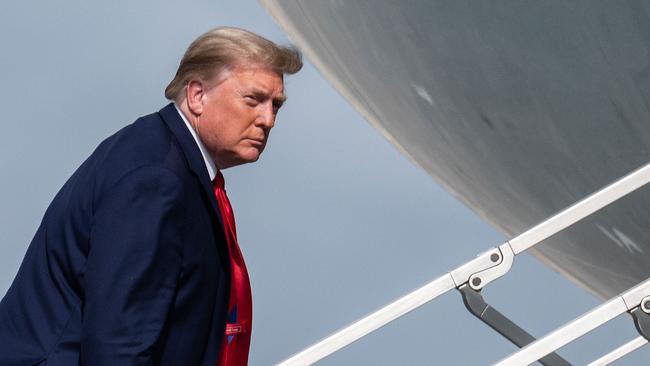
left=81, top=166, right=186, bottom=365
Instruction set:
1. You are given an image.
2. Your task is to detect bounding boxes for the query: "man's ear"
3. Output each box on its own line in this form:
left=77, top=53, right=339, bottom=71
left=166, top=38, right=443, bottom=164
left=186, top=80, right=206, bottom=116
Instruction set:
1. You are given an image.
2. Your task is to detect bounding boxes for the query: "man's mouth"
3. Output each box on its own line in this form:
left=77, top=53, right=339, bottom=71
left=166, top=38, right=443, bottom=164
left=246, top=138, right=264, bottom=147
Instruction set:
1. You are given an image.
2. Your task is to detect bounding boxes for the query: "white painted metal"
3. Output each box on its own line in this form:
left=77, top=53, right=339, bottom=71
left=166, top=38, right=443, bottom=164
left=622, top=280, right=650, bottom=311
left=642, top=296, right=650, bottom=313
left=277, top=165, right=650, bottom=365
left=495, top=277, right=650, bottom=366
left=277, top=244, right=513, bottom=365
left=450, top=246, right=504, bottom=287
left=508, top=163, right=650, bottom=255
left=469, top=243, right=515, bottom=290
left=587, top=336, right=648, bottom=366
left=275, top=275, right=456, bottom=366
left=495, top=298, right=627, bottom=366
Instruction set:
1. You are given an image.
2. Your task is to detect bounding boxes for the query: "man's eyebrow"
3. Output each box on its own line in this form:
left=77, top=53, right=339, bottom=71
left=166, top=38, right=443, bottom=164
left=249, top=87, right=287, bottom=104
left=274, top=94, right=287, bottom=104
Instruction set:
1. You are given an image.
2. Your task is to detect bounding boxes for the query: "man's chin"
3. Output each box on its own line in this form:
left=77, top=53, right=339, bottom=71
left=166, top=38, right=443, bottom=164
left=220, top=147, right=264, bottom=168
left=238, top=150, right=262, bottom=165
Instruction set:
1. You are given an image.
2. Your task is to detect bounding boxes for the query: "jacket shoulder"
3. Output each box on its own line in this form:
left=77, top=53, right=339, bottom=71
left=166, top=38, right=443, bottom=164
left=89, top=110, right=194, bottom=191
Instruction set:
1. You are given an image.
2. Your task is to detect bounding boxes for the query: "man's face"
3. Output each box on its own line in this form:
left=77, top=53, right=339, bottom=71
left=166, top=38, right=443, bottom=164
left=196, top=66, right=286, bottom=169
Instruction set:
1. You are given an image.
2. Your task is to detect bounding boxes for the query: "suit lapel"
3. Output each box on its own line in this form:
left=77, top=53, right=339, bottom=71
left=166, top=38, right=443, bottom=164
left=158, top=103, right=225, bottom=229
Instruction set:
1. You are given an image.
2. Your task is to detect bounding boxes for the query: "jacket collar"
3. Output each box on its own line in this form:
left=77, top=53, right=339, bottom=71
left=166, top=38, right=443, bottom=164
left=159, top=103, right=224, bottom=228
left=173, top=103, right=217, bottom=181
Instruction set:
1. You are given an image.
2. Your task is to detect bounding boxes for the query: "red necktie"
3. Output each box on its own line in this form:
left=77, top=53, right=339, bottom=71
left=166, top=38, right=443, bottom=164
left=213, top=171, right=252, bottom=366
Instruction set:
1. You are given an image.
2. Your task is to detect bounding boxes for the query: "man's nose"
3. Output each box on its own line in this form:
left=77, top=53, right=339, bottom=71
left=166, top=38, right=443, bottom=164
left=256, top=104, right=276, bottom=129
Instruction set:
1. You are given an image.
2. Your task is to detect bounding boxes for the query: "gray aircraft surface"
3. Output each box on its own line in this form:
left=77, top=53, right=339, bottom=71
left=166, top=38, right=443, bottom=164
left=260, top=1, right=650, bottom=365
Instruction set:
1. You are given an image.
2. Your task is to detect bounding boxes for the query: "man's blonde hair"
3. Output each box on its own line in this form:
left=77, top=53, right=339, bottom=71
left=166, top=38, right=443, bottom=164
left=165, top=27, right=303, bottom=102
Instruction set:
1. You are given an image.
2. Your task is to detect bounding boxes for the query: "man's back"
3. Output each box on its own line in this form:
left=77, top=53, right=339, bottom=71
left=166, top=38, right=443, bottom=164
left=0, top=105, right=230, bottom=366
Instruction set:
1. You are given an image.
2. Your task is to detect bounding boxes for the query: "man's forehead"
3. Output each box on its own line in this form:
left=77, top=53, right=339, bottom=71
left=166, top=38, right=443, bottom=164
left=231, top=67, right=284, bottom=93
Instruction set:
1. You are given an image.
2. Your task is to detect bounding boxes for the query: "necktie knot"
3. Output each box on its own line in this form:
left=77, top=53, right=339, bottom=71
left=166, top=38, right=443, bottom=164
left=213, top=170, right=225, bottom=190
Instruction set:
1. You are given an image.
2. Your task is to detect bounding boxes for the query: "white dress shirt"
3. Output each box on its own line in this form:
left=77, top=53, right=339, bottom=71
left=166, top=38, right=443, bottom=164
left=174, top=104, right=217, bottom=181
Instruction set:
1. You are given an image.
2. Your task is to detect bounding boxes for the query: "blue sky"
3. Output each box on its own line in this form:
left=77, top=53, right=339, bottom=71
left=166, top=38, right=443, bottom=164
left=1, top=0, right=648, bottom=364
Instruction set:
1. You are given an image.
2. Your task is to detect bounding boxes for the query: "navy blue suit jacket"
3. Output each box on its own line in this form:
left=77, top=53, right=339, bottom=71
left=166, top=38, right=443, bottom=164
left=0, top=104, right=231, bottom=365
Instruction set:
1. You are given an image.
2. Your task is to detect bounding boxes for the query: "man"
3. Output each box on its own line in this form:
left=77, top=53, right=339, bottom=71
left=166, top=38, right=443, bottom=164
left=0, top=27, right=302, bottom=365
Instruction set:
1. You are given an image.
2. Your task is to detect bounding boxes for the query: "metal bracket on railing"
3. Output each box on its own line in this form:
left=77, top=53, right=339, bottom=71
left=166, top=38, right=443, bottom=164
left=450, top=243, right=514, bottom=290
left=631, top=300, right=650, bottom=341
left=455, top=244, right=570, bottom=364
left=459, top=285, right=571, bottom=366
left=466, top=243, right=515, bottom=291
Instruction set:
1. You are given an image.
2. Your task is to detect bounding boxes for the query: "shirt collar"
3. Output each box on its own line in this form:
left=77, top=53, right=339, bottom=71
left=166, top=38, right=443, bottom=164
left=174, top=103, right=217, bottom=181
